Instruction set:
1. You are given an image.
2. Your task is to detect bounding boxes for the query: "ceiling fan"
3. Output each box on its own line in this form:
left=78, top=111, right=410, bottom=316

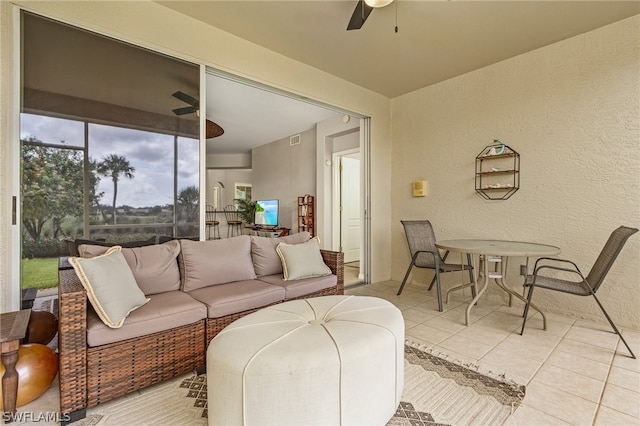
left=347, top=0, right=394, bottom=31
left=171, top=91, right=224, bottom=139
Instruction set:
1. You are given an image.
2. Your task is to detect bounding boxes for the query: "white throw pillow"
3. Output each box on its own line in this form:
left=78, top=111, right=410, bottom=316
left=276, top=237, right=331, bottom=281
left=70, top=246, right=149, bottom=328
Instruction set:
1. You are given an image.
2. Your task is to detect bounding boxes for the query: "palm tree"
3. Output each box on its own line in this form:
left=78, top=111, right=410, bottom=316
left=97, top=154, right=135, bottom=224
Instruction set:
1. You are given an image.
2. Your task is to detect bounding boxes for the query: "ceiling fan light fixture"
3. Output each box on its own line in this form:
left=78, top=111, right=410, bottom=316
left=364, top=0, right=393, bottom=8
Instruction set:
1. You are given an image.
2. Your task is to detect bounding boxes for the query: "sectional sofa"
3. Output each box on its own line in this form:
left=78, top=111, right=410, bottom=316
left=57, top=233, right=344, bottom=423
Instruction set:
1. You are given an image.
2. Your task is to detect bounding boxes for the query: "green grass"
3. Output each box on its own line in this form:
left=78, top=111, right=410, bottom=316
left=22, top=257, right=58, bottom=289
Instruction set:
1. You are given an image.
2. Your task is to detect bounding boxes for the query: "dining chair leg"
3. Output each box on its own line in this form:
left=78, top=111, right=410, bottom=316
left=428, top=251, right=450, bottom=291
left=519, top=284, right=535, bottom=335
left=467, top=254, right=477, bottom=298
left=591, top=293, right=636, bottom=359
left=434, top=269, right=444, bottom=312
left=427, top=275, right=437, bottom=292
left=397, top=263, right=414, bottom=295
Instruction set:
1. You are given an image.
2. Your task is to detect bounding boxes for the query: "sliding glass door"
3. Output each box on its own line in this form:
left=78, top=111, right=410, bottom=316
left=20, top=12, right=200, bottom=291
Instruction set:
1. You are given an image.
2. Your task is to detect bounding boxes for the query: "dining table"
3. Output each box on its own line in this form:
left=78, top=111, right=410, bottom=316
left=435, top=239, right=561, bottom=326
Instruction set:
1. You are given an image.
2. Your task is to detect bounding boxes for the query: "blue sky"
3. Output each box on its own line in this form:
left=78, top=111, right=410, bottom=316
left=21, top=113, right=199, bottom=208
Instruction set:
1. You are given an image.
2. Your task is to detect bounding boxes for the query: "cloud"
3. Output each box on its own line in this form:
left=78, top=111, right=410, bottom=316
left=22, top=114, right=200, bottom=208
left=20, top=114, right=84, bottom=146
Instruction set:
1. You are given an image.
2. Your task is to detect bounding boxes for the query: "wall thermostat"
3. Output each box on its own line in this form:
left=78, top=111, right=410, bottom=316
left=412, top=180, right=426, bottom=197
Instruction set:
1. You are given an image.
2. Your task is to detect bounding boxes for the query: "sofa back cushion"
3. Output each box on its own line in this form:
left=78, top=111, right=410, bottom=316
left=251, top=232, right=311, bottom=276
left=71, top=236, right=156, bottom=256
left=179, top=235, right=257, bottom=291
left=78, top=240, right=181, bottom=295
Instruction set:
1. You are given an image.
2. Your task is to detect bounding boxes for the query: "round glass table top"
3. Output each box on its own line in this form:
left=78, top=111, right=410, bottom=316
left=435, top=239, right=561, bottom=257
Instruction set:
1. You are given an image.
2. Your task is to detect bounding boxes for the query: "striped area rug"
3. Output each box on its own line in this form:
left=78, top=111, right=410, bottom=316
left=391, top=341, right=525, bottom=425
left=79, top=341, right=524, bottom=426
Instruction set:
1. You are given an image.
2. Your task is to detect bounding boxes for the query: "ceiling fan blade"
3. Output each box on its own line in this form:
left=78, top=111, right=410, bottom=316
left=172, top=91, right=199, bottom=106
left=172, top=105, right=198, bottom=115
left=347, top=0, right=373, bottom=31
left=206, top=120, right=224, bottom=139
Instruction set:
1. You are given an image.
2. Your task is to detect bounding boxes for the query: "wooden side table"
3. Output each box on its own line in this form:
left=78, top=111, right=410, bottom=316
left=1, top=309, right=31, bottom=422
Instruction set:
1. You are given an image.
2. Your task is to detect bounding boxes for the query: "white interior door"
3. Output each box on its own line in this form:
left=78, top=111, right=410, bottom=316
left=340, top=154, right=361, bottom=263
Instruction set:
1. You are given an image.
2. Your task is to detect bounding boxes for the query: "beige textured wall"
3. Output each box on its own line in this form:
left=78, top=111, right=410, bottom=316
left=391, top=16, right=640, bottom=328
left=0, top=1, right=392, bottom=311
left=252, top=127, right=317, bottom=230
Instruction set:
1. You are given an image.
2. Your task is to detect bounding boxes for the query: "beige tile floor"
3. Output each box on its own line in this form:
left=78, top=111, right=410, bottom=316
left=17, top=280, right=639, bottom=425
left=345, top=280, right=640, bottom=426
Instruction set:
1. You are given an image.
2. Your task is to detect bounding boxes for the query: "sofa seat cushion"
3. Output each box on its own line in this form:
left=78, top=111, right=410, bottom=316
left=87, top=290, right=207, bottom=347
left=188, top=280, right=285, bottom=319
left=258, top=273, right=338, bottom=299
left=251, top=232, right=310, bottom=276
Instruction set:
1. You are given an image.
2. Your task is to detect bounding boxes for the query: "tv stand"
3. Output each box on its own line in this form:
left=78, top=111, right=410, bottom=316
left=246, top=225, right=290, bottom=238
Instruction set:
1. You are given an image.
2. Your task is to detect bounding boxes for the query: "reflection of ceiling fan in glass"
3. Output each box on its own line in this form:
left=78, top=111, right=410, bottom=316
left=171, top=91, right=224, bottom=139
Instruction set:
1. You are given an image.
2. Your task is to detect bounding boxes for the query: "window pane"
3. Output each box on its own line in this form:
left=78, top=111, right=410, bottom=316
left=20, top=113, right=84, bottom=148
left=176, top=136, right=200, bottom=237
left=20, top=12, right=201, bottom=290
left=89, top=123, right=175, bottom=224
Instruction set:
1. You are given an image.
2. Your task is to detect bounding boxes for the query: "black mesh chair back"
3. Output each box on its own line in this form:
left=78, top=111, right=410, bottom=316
left=585, top=226, right=638, bottom=293
left=402, top=220, right=443, bottom=269
left=397, top=220, right=475, bottom=312
left=520, top=225, right=638, bottom=358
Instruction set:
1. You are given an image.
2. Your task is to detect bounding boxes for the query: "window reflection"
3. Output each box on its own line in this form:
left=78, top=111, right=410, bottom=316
left=20, top=12, right=201, bottom=290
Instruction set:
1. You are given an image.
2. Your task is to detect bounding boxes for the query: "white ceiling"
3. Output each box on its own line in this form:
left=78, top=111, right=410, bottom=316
left=24, top=2, right=640, bottom=156
left=158, top=1, right=640, bottom=98
left=206, top=74, right=341, bottom=154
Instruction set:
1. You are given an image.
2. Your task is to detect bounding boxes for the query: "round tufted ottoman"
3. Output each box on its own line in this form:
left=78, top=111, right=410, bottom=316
left=207, top=295, right=404, bottom=425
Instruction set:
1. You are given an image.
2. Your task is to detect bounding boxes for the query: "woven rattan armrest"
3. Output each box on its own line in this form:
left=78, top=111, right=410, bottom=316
left=58, top=266, right=88, bottom=420
left=320, top=249, right=344, bottom=294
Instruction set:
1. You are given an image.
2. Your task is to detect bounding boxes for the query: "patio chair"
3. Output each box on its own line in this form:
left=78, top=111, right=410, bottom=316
left=520, top=225, right=638, bottom=359
left=205, top=205, right=220, bottom=240
left=397, top=220, right=475, bottom=312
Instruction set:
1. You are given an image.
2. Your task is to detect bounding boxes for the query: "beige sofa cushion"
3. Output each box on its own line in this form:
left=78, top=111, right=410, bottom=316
left=188, top=280, right=285, bottom=319
left=70, top=246, right=149, bottom=329
left=78, top=240, right=181, bottom=295
left=258, top=274, right=338, bottom=300
left=179, top=236, right=257, bottom=291
left=86, top=290, right=207, bottom=347
left=251, top=232, right=310, bottom=276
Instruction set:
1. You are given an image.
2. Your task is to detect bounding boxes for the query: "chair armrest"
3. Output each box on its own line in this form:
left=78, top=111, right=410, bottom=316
left=527, top=257, right=587, bottom=289
left=413, top=250, right=439, bottom=262
left=533, top=257, right=581, bottom=274
left=58, top=263, right=88, bottom=415
left=320, top=249, right=344, bottom=293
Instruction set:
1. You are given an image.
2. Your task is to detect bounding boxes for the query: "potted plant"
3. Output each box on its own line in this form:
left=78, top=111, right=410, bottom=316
left=234, top=199, right=264, bottom=224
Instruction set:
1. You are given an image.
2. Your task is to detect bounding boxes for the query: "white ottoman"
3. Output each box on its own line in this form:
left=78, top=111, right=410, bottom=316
left=207, top=295, right=404, bottom=425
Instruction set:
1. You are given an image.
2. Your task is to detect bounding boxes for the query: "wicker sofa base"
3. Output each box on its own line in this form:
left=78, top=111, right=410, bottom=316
left=58, top=247, right=344, bottom=423
left=86, top=321, right=205, bottom=407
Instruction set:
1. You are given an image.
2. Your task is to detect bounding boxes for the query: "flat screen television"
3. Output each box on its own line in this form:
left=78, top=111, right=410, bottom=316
left=254, top=199, right=279, bottom=227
